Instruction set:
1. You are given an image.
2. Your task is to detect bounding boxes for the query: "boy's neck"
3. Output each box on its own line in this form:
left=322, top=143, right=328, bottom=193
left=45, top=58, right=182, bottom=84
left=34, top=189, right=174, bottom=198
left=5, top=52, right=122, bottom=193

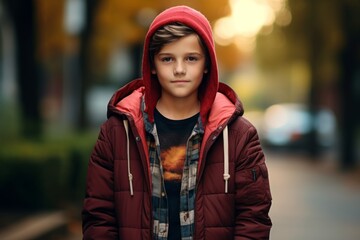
left=156, top=96, right=200, bottom=120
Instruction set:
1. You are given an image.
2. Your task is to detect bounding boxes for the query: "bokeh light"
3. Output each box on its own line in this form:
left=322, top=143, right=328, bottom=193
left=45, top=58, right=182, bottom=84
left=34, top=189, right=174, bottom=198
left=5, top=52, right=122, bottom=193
left=214, top=0, right=291, bottom=52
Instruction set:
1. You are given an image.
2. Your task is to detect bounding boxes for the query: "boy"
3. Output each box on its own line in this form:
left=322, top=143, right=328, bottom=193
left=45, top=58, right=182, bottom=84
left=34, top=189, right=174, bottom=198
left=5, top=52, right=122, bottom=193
left=82, top=5, right=272, bottom=240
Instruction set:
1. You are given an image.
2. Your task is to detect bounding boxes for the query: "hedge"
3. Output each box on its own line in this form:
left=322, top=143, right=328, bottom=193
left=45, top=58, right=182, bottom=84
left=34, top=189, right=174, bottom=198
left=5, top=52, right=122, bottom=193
left=0, top=133, right=96, bottom=210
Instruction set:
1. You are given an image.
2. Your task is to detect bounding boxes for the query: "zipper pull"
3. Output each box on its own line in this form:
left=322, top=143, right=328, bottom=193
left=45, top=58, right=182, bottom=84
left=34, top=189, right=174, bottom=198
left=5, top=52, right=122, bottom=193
left=251, top=168, right=257, bottom=181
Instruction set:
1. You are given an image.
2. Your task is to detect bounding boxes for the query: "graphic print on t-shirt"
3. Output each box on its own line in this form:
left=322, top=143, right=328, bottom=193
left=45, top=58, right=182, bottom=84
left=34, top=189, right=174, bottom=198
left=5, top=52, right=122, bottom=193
left=161, top=145, right=186, bottom=182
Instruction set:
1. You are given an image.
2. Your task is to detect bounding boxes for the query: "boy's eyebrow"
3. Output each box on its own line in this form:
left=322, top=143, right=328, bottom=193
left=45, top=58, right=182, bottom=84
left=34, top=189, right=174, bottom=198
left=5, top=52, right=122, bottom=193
left=157, top=52, right=204, bottom=56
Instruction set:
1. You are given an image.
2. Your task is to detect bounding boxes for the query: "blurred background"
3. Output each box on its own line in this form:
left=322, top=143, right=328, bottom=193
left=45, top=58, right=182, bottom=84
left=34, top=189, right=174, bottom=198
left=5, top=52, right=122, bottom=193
left=0, top=0, right=359, bottom=239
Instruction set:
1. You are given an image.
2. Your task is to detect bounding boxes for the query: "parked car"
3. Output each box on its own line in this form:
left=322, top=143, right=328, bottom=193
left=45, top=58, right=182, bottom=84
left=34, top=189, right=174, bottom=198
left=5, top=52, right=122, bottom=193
left=261, top=103, right=336, bottom=150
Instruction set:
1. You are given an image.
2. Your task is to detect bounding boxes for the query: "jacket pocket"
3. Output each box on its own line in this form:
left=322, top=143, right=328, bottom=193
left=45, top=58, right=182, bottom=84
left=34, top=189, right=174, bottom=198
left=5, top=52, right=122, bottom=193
left=236, top=163, right=271, bottom=205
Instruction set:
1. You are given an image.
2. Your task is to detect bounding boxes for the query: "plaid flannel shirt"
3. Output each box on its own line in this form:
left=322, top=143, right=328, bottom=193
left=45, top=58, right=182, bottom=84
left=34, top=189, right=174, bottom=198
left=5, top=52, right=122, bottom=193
left=143, top=103, right=204, bottom=240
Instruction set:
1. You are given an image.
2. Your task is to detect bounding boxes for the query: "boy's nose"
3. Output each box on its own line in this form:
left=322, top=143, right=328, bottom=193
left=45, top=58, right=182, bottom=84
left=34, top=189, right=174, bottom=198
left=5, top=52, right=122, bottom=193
left=173, top=62, right=186, bottom=75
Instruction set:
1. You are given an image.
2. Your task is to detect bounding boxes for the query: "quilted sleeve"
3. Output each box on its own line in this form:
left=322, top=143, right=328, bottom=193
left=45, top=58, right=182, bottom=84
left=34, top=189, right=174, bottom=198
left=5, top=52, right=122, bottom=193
left=82, top=123, right=119, bottom=239
left=234, top=126, right=272, bottom=240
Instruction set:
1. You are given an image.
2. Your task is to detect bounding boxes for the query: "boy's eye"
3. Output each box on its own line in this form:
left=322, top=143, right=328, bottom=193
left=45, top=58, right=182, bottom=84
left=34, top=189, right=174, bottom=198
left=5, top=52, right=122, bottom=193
left=187, top=56, right=198, bottom=62
left=161, top=57, right=173, bottom=62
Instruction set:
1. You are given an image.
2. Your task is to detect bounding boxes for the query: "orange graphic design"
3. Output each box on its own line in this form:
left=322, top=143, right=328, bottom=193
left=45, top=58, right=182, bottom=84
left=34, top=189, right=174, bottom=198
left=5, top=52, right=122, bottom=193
left=161, top=145, right=186, bottom=181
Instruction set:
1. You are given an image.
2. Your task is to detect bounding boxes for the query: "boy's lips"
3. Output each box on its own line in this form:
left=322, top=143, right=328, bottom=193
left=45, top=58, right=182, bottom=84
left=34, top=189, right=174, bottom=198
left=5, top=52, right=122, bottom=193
left=171, top=80, right=190, bottom=83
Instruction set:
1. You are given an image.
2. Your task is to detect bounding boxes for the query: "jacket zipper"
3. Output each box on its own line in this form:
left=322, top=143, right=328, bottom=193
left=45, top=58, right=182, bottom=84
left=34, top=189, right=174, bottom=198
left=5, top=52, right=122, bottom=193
left=194, top=126, right=224, bottom=238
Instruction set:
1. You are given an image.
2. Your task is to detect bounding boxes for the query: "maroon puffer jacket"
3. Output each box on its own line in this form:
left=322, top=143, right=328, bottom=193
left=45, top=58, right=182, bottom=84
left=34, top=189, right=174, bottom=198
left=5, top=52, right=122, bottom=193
left=82, top=80, right=272, bottom=239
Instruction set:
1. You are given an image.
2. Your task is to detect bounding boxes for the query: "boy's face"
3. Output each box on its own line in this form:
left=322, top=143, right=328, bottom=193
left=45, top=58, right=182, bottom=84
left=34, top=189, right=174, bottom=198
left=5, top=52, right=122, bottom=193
left=152, top=34, right=207, bottom=101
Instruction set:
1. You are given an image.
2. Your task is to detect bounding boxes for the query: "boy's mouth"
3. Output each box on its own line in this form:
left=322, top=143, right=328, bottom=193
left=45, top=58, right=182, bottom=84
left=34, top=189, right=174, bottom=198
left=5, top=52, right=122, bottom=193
left=171, top=80, right=190, bottom=83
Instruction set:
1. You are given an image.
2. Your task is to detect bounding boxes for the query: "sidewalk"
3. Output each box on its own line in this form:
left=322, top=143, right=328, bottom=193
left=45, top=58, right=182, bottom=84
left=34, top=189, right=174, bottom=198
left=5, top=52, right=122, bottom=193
left=0, top=211, right=68, bottom=240
left=267, top=150, right=360, bottom=240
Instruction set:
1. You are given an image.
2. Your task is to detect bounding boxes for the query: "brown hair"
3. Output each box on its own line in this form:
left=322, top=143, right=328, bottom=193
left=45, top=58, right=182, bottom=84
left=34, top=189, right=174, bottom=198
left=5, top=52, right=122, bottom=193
left=149, top=22, right=209, bottom=68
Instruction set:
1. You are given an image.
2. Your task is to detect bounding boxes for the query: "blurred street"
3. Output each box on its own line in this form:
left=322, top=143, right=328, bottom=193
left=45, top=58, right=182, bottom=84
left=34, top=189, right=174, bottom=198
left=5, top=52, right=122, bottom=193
left=1, top=0, right=359, bottom=239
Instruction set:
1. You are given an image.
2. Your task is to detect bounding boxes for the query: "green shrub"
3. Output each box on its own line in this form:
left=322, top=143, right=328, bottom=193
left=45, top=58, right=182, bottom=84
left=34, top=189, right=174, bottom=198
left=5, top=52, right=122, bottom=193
left=0, top=133, right=96, bottom=210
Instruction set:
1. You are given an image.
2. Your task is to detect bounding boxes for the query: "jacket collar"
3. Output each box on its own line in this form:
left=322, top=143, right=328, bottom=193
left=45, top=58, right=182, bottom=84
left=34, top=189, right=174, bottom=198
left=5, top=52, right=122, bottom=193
left=107, top=80, right=243, bottom=136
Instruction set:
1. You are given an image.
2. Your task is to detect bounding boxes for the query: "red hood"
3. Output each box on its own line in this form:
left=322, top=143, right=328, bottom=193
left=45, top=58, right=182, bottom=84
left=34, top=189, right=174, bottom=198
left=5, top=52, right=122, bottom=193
left=142, top=5, right=219, bottom=124
left=107, top=6, right=244, bottom=127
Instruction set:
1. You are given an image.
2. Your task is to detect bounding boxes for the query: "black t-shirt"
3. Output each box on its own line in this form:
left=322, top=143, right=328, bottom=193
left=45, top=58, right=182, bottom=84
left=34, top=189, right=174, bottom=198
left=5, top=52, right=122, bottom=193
left=154, top=109, right=199, bottom=240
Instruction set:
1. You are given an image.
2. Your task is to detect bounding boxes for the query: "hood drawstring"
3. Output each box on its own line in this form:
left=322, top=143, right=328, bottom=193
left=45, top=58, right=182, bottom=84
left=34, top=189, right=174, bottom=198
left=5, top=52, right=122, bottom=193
left=223, top=125, right=230, bottom=193
left=123, top=119, right=134, bottom=196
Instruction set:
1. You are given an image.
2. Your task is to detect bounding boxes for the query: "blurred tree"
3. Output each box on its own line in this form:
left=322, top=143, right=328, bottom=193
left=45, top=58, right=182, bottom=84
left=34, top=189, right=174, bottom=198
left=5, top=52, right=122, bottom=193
left=3, top=0, right=42, bottom=139
left=306, top=1, right=321, bottom=156
left=286, top=0, right=360, bottom=168
left=338, top=0, right=360, bottom=169
left=37, top=0, right=100, bottom=131
left=89, top=0, right=160, bottom=82
left=37, top=0, right=67, bottom=60
left=255, top=0, right=359, bottom=168
left=78, top=0, right=100, bottom=130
